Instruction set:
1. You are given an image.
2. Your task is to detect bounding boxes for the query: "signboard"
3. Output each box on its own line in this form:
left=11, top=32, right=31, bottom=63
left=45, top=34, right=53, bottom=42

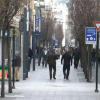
left=93, top=22, right=100, bottom=31
left=35, top=16, right=39, bottom=37
left=1, top=30, right=9, bottom=37
left=85, top=27, right=97, bottom=44
left=35, top=16, right=44, bottom=38
left=55, top=40, right=58, bottom=45
left=36, top=16, right=39, bottom=22
left=35, top=31, right=39, bottom=38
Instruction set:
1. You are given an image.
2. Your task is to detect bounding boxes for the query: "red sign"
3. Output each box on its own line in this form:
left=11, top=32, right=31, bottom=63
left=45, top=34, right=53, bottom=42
left=93, top=22, right=100, bottom=31
left=90, top=37, right=93, bottom=40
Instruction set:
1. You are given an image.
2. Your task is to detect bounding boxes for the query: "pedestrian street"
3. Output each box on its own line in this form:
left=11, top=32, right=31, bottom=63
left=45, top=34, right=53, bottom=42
left=1, top=58, right=100, bottom=100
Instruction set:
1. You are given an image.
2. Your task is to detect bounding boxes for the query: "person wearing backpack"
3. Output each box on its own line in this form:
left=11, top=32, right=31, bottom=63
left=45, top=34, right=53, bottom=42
left=73, top=47, right=80, bottom=69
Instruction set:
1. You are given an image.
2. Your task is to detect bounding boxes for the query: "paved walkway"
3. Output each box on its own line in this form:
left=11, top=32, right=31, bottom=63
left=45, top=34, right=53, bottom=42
left=92, top=65, right=100, bottom=84
left=0, top=58, right=100, bottom=100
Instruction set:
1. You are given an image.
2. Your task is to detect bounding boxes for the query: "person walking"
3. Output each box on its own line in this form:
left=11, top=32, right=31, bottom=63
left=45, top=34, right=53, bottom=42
left=40, top=45, right=43, bottom=63
left=73, top=47, right=80, bottom=69
left=47, top=49, right=59, bottom=80
left=28, top=47, right=33, bottom=71
left=41, top=46, right=49, bottom=67
left=69, top=46, right=74, bottom=59
left=12, top=51, right=21, bottom=81
left=28, top=47, right=33, bottom=64
left=61, top=48, right=72, bottom=80
left=35, top=46, right=39, bottom=59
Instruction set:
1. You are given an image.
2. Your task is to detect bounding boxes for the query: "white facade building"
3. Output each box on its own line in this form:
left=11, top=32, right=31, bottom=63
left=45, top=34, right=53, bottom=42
left=52, top=3, right=68, bottom=46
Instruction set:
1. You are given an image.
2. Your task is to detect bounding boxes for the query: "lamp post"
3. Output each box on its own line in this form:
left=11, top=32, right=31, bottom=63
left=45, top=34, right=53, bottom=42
left=26, top=7, right=30, bottom=78
left=38, top=4, right=42, bottom=66
left=33, top=15, right=36, bottom=71
left=23, top=7, right=27, bottom=80
left=12, top=27, right=15, bottom=89
left=95, top=31, right=99, bottom=92
left=38, top=17, right=41, bottom=66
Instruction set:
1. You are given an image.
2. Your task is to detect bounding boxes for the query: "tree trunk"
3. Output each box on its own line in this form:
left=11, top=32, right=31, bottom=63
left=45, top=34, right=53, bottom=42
left=87, top=45, right=92, bottom=82
left=87, top=45, right=90, bottom=82
left=81, top=45, right=84, bottom=71
left=1, top=30, right=5, bottom=97
left=46, top=40, right=48, bottom=47
left=83, top=44, right=88, bottom=79
left=7, top=27, right=12, bottom=93
left=79, top=43, right=83, bottom=68
left=43, top=40, right=45, bottom=47
left=80, top=43, right=87, bottom=79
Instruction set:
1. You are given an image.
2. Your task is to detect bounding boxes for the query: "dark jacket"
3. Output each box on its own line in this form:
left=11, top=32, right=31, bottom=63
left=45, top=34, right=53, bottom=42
left=41, top=49, right=49, bottom=58
left=47, top=53, right=59, bottom=66
left=61, top=52, right=72, bottom=65
left=28, top=48, right=33, bottom=58
left=92, top=50, right=96, bottom=58
left=15, top=55, right=21, bottom=67
left=73, top=49, right=80, bottom=60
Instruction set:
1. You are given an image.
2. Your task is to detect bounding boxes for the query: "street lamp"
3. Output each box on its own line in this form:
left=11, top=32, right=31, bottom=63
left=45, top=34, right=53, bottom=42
left=32, top=15, right=36, bottom=71
left=38, top=17, right=41, bottom=66
left=23, top=7, right=27, bottom=80
left=12, top=27, right=15, bottom=89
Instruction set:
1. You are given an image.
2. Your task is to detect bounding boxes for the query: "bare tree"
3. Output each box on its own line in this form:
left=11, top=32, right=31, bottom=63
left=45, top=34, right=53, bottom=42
left=55, top=24, right=64, bottom=46
left=0, top=0, right=27, bottom=97
left=41, top=11, right=55, bottom=46
left=68, top=0, right=99, bottom=81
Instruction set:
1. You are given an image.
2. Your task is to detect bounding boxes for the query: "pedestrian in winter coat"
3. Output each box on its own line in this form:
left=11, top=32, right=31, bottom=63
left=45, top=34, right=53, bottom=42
left=73, top=47, right=80, bottom=69
left=28, top=47, right=33, bottom=64
left=28, top=47, right=33, bottom=58
left=47, top=49, right=59, bottom=80
left=12, top=51, right=21, bottom=81
left=41, top=46, right=49, bottom=67
left=61, top=48, right=72, bottom=80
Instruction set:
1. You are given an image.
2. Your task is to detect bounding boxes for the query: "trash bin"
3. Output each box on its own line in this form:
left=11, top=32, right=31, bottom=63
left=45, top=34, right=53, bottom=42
left=0, top=65, right=8, bottom=81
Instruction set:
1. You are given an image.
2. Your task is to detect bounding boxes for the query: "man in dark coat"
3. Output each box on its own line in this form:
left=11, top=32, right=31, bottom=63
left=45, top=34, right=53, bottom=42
left=73, top=47, right=80, bottom=69
left=61, top=48, right=72, bottom=80
left=28, top=47, right=33, bottom=64
left=47, top=50, right=59, bottom=80
left=41, top=46, right=49, bottom=67
left=29, top=47, right=33, bottom=58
